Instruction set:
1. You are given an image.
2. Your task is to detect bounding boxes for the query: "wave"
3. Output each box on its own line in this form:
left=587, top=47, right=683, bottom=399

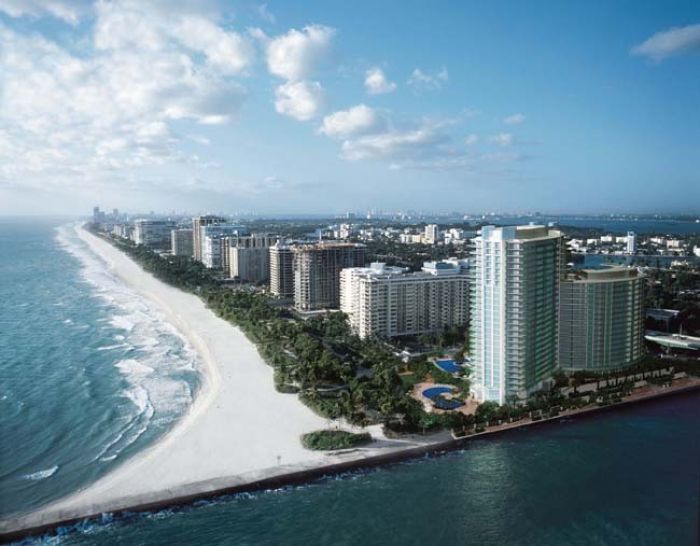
left=23, top=466, right=59, bottom=481
left=55, top=224, right=200, bottom=466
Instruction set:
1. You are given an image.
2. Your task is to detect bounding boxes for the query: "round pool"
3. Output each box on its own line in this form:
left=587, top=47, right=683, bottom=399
left=422, top=386, right=453, bottom=399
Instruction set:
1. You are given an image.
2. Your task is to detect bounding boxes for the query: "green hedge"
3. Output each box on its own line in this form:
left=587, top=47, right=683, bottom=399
left=301, top=430, right=372, bottom=451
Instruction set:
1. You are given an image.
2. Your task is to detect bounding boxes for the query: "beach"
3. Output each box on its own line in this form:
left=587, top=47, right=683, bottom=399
left=0, top=224, right=445, bottom=537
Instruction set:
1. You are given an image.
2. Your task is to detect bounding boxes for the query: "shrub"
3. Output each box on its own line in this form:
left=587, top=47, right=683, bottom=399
left=301, top=430, right=372, bottom=451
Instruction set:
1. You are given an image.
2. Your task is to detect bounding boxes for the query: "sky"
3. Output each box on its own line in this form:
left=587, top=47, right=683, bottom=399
left=0, top=0, right=698, bottom=216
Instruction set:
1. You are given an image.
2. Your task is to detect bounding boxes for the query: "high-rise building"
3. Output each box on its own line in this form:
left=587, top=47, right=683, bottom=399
left=340, top=260, right=470, bottom=339
left=424, top=224, right=439, bottom=244
left=171, top=228, right=194, bottom=257
left=200, top=224, right=247, bottom=269
left=626, top=231, right=636, bottom=254
left=559, top=266, right=644, bottom=372
left=471, top=225, right=564, bottom=404
left=293, top=242, right=366, bottom=311
left=133, top=219, right=176, bottom=249
left=227, top=234, right=275, bottom=283
left=192, top=215, right=225, bottom=262
left=270, top=243, right=295, bottom=298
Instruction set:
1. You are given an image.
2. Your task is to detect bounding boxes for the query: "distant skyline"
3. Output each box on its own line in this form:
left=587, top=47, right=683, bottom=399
left=0, top=0, right=699, bottom=215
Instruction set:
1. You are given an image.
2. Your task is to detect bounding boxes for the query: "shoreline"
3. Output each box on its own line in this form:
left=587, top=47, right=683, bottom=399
left=2, top=224, right=698, bottom=542
left=2, top=383, right=698, bottom=543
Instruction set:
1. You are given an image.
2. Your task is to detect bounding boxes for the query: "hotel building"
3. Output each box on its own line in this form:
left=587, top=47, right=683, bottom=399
left=227, top=235, right=276, bottom=283
left=200, top=224, right=247, bottom=269
left=192, top=215, right=225, bottom=262
left=293, top=242, right=366, bottom=311
left=559, top=266, right=644, bottom=372
left=470, top=225, right=564, bottom=404
left=171, top=228, right=194, bottom=257
left=133, top=219, right=176, bottom=249
left=270, top=243, right=295, bottom=298
left=340, top=260, right=470, bottom=339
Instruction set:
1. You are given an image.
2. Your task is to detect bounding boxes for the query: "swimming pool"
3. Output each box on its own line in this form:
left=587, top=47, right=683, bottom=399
left=422, top=386, right=453, bottom=399
left=435, top=359, right=462, bottom=373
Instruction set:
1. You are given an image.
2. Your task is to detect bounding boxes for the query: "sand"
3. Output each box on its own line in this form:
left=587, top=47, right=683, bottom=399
left=0, top=225, right=447, bottom=535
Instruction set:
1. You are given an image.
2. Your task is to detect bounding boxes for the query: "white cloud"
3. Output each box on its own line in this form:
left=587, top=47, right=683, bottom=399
left=266, top=24, right=335, bottom=80
left=364, top=67, right=396, bottom=95
left=274, top=80, right=324, bottom=121
left=631, top=23, right=700, bottom=61
left=465, top=134, right=479, bottom=145
left=340, top=121, right=450, bottom=161
left=0, top=0, right=90, bottom=24
left=488, top=133, right=514, bottom=146
left=319, top=104, right=379, bottom=137
left=0, top=2, right=251, bottom=192
left=407, top=67, right=448, bottom=90
left=503, top=113, right=525, bottom=125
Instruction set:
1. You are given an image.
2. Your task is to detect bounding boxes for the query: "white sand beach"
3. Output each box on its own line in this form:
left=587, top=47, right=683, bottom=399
left=0, top=225, right=447, bottom=535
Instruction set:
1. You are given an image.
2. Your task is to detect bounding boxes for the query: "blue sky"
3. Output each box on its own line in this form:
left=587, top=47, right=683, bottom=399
left=0, top=0, right=698, bottom=215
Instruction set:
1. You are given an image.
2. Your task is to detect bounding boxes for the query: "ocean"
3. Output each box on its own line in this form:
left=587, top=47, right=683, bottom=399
left=0, top=219, right=200, bottom=518
left=1, top=218, right=698, bottom=545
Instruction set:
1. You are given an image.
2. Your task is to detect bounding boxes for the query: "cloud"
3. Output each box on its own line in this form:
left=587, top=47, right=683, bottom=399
left=364, top=67, right=396, bottom=95
left=488, top=133, right=514, bottom=146
left=319, top=104, right=379, bottom=137
left=407, top=67, right=448, bottom=90
left=465, top=134, right=479, bottom=145
left=256, top=3, right=275, bottom=24
left=631, top=23, right=700, bottom=61
left=0, top=0, right=90, bottom=24
left=503, top=113, right=525, bottom=125
left=266, top=24, right=335, bottom=80
left=0, top=2, right=251, bottom=192
left=274, top=80, right=324, bottom=121
left=340, top=120, right=452, bottom=161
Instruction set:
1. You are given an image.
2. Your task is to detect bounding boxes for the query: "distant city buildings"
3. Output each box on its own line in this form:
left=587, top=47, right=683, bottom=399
left=626, top=231, right=636, bottom=254
left=293, top=242, right=366, bottom=311
left=171, top=228, right=194, bottom=257
left=559, top=266, right=644, bottom=372
left=340, top=259, right=470, bottom=339
left=471, top=225, right=564, bottom=404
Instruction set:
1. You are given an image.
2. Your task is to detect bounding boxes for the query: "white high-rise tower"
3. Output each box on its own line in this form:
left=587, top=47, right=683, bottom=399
left=470, top=225, right=563, bottom=404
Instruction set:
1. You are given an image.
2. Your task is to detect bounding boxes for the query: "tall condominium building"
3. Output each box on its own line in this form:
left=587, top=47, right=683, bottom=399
left=626, top=231, right=636, bottom=254
left=293, top=242, right=366, bottom=311
left=559, top=266, right=644, bottom=372
left=340, top=260, right=470, bottom=339
left=201, top=224, right=247, bottom=269
left=192, top=215, right=225, bottom=262
left=171, top=228, right=194, bottom=257
left=227, top=234, right=276, bottom=283
left=424, top=224, right=439, bottom=244
left=270, top=243, right=294, bottom=298
left=471, top=225, right=564, bottom=404
left=133, top=219, right=176, bottom=249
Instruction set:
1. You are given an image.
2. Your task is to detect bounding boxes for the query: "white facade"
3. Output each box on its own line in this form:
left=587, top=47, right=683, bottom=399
left=340, top=260, right=470, bottom=339
left=626, top=231, right=636, bottom=254
left=470, top=225, right=563, bottom=405
left=227, top=235, right=275, bottom=282
left=201, top=224, right=246, bottom=269
left=424, top=224, right=439, bottom=244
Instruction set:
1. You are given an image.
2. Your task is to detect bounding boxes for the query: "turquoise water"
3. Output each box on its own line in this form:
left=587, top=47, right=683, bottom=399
left=0, top=219, right=200, bottom=517
left=2, top=218, right=699, bottom=545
